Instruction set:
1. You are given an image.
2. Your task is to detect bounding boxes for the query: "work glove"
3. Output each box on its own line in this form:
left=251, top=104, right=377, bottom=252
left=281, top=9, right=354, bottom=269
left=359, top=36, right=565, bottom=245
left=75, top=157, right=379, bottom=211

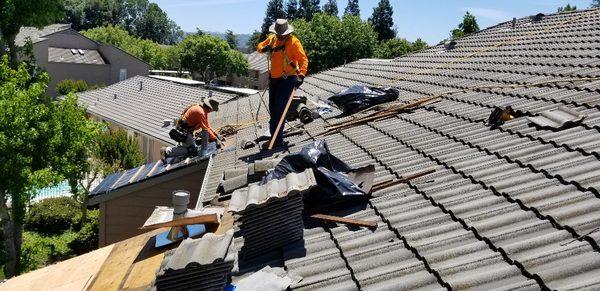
left=295, top=75, right=305, bottom=88
left=261, top=46, right=273, bottom=53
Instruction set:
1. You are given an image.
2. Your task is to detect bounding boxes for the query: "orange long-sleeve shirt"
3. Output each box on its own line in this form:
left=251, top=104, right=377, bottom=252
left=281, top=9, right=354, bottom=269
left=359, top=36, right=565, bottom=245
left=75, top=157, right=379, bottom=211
left=181, top=105, right=217, bottom=141
left=257, top=34, right=308, bottom=78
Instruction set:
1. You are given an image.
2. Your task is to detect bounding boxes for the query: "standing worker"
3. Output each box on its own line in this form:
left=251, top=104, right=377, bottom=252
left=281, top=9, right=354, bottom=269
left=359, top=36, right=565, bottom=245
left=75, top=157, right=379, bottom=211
left=161, top=99, right=222, bottom=160
left=258, top=18, right=308, bottom=149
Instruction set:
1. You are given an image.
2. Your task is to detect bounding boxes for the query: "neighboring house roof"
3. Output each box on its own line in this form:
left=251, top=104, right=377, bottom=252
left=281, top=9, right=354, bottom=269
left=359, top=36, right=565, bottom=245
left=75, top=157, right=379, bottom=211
left=8, top=8, right=600, bottom=290
left=75, top=76, right=236, bottom=145
left=48, top=47, right=106, bottom=65
left=245, top=51, right=269, bottom=73
left=15, top=24, right=71, bottom=46
left=197, top=8, right=600, bottom=290
left=88, top=155, right=210, bottom=205
left=149, top=75, right=205, bottom=86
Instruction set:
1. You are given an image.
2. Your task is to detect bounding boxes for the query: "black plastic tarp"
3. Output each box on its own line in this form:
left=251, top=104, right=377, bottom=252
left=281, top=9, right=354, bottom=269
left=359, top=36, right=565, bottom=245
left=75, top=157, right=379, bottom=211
left=261, top=140, right=367, bottom=210
left=328, top=85, right=399, bottom=115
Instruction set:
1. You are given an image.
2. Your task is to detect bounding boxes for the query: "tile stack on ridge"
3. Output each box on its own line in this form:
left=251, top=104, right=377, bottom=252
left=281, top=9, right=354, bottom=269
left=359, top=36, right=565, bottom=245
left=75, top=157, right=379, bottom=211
left=153, top=230, right=235, bottom=291
left=229, top=169, right=317, bottom=259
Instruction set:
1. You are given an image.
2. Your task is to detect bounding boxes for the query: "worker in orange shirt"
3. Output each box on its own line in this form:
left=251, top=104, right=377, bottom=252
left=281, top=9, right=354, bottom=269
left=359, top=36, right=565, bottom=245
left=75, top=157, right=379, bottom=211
left=162, top=99, right=222, bottom=159
left=258, top=19, right=308, bottom=148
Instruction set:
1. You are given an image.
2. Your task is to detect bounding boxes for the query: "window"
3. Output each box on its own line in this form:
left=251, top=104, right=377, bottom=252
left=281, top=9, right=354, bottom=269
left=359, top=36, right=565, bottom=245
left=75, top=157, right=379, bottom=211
left=119, top=68, right=127, bottom=81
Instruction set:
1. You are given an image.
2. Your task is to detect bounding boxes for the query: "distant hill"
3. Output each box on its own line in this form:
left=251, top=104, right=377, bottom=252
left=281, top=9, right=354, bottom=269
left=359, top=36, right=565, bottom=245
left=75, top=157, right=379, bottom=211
left=183, top=31, right=252, bottom=51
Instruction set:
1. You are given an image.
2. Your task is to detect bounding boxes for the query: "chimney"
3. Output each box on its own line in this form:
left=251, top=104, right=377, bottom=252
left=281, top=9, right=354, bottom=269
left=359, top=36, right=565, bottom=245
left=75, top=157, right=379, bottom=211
left=511, top=18, right=517, bottom=29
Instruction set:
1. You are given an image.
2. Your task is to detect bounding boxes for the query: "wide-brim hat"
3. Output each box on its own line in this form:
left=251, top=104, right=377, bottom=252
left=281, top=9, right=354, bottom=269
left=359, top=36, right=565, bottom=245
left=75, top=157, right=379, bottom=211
left=269, top=19, right=294, bottom=36
left=202, top=99, right=219, bottom=112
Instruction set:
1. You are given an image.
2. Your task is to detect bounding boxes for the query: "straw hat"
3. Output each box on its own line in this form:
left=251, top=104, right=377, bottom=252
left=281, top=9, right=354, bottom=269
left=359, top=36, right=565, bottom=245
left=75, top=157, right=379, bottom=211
left=269, top=19, right=294, bottom=36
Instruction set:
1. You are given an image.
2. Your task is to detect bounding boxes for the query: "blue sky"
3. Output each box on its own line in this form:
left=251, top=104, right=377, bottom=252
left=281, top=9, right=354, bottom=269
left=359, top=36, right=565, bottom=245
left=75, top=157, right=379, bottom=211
left=151, top=0, right=594, bottom=44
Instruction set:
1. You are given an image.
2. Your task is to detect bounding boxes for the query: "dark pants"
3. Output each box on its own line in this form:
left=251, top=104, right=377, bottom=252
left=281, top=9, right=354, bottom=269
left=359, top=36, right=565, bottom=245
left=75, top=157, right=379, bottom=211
left=269, top=76, right=297, bottom=144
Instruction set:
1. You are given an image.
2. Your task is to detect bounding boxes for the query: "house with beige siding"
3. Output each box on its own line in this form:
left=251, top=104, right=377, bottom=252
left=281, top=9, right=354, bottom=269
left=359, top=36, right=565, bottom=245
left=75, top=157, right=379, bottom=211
left=15, top=24, right=150, bottom=96
left=220, top=51, right=269, bottom=90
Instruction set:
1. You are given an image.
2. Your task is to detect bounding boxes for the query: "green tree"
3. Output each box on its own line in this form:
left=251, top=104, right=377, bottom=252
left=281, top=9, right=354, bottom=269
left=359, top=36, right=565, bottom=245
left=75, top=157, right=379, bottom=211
left=344, top=0, right=360, bottom=16
left=374, top=38, right=428, bottom=59
left=261, top=0, right=286, bottom=38
left=0, top=56, right=99, bottom=277
left=593, top=0, right=600, bottom=8
left=298, top=0, right=321, bottom=20
left=452, top=11, right=479, bottom=38
left=292, top=13, right=377, bottom=72
left=83, top=25, right=178, bottom=69
left=323, top=0, right=339, bottom=16
left=178, top=34, right=249, bottom=82
left=135, top=3, right=182, bottom=44
left=558, top=4, right=577, bottom=12
left=369, top=0, right=395, bottom=41
left=0, top=0, right=64, bottom=67
left=226, top=30, right=239, bottom=49
left=80, top=0, right=121, bottom=30
left=286, top=0, right=299, bottom=19
left=247, top=30, right=263, bottom=51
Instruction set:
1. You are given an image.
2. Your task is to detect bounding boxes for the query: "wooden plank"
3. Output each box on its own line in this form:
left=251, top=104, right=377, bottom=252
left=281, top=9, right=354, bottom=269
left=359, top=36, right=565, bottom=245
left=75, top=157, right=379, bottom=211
left=371, top=168, right=436, bottom=193
left=0, top=244, right=114, bottom=291
left=141, top=213, right=219, bottom=230
left=120, top=229, right=172, bottom=290
left=88, top=229, right=162, bottom=291
left=309, top=214, right=377, bottom=228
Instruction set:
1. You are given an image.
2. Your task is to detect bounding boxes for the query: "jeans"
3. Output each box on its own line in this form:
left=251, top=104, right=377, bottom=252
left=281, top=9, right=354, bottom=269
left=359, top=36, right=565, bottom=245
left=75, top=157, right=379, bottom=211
left=269, top=76, right=297, bottom=144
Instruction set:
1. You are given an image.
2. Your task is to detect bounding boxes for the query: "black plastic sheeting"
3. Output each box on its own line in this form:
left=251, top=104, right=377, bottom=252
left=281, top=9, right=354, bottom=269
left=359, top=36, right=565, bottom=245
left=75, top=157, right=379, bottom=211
left=328, top=85, right=399, bottom=115
left=261, top=140, right=367, bottom=210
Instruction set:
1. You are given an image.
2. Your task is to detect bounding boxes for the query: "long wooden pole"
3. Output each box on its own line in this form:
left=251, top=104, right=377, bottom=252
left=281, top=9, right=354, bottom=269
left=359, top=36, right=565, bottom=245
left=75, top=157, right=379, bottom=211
left=268, top=88, right=296, bottom=150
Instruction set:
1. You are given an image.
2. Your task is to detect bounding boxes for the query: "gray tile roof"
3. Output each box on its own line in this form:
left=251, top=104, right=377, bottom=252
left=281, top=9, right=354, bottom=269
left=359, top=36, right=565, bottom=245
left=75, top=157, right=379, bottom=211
left=15, top=24, right=71, bottom=46
left=197, top=8, right=600, bottom=290
left=245, top=52, right=269, bottom=73
left=76, top=76, right=237, bottom=145
left=48, top=47, right=106, bottom=65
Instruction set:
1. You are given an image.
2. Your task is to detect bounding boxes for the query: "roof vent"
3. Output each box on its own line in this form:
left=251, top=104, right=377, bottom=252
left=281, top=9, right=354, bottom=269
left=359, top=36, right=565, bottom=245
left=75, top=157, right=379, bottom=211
left=444, top=40, right=457, bottom=50
left=531, top=13, right=544, bottom=22
left=78, top=49, right=84, bottom=55
left=70, top=49, right=77, bottom=55
left=139, top=80, right=143, bottom=91
left=113, top=93, right=117, bottom=100
left=511, top=18, right=517, bottom=29
left=208, top=90, right=213, bottom=98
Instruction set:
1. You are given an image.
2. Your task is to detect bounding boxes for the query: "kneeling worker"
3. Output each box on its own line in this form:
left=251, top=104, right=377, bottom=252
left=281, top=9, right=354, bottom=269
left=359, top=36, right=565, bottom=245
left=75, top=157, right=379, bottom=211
left=258, top=18, right=308, bottom=148
left=162, top=99, right=222, bottom=159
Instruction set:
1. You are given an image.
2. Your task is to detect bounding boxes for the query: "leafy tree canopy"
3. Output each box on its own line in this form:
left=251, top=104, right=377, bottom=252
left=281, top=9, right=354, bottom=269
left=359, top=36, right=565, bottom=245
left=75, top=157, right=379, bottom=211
left=286, top=0, right=299, bottom=19
left=323, top=0, right=339, bottom=17
left=292, top=13, right=377, bottom=73
left=298, top=0, right=321, bottom=20
left=247, top=30, right=262, bottom=51
left=374, top=37, right=428, bottom=59
left=178, top=34, right=249, bottom=82
left=261, top=0, right=286, bottom=38
left=451, top=11, right=479, bottom=38
left=557, top=4, right=577, bottom=12
left=344, top=0, right=360, bottom=16
left=225, top=30, right=239, bottom=49
left=83, top=25, right=179, bottom=69
left=62, top=0, right=182, bottom=44
left=369, top=0, right=395, bottom=41
left=0, top=0, right=63, bottom=67
left=0, top=55, right=100, bottom=277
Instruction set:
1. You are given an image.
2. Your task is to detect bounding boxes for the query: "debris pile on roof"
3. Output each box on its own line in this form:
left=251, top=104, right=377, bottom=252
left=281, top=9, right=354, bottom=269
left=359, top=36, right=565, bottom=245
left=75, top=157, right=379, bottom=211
left=217, top=159, right=281, bottom=195
left=154, top=230, right=235, bottom=290
left=526, top=106, right=586, bottom=129
left=229, top=169, right=316, bottom=258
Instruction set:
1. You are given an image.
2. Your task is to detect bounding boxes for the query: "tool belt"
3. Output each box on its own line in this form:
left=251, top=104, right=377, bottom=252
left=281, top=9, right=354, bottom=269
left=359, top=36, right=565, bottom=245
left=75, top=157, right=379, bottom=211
left=169, top=119, right=193, bottom=142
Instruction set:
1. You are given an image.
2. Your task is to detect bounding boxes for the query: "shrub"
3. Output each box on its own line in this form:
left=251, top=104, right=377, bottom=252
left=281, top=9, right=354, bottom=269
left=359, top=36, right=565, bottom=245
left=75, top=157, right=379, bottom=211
left=56, top=79, right=89, bottom=95
left=24, top=197, right=82, bottom=235
left=19, top=231, right=78, bottom=273
left=69, top=209, right=99, bottom=255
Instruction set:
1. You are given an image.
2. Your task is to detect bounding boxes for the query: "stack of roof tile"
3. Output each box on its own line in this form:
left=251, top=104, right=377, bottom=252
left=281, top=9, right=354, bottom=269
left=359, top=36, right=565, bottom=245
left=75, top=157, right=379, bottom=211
left=154, top=230, right=235, bottom=291
left=229, top=169, right=316, bottom=259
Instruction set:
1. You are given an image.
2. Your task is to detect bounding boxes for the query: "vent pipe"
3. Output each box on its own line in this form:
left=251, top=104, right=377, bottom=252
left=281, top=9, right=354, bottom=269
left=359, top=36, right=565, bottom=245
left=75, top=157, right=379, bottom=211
left=172, top=190, right=190, bottom=219
left=511, top=18, right=517, bottom=29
